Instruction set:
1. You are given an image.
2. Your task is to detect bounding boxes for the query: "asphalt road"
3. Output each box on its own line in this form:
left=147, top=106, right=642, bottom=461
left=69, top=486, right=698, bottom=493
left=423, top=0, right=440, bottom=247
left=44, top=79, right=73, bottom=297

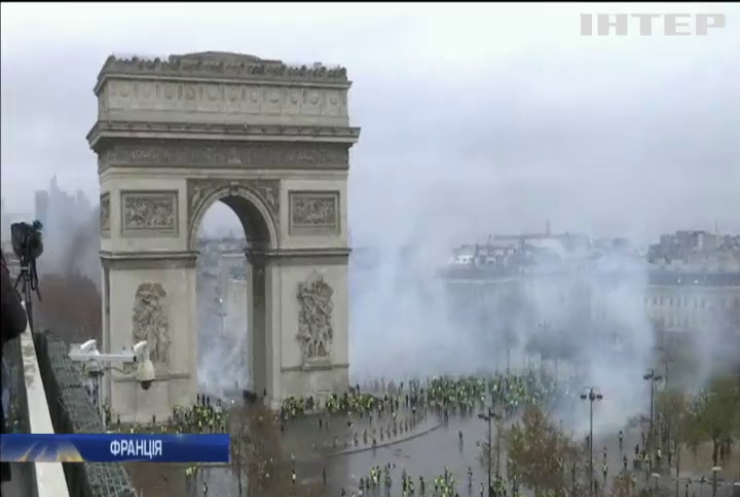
left=197, top=401, right=739, bottom=497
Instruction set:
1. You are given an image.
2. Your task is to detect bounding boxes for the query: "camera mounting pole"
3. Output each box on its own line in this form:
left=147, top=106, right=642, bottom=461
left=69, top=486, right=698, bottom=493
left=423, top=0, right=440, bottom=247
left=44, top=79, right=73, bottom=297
left=69, top=340, right=143, bottom=365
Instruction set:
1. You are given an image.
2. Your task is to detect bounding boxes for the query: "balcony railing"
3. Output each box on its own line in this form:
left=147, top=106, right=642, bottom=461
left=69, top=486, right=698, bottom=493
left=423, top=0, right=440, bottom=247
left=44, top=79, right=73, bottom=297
left=3, top=301, right=70, bottom=497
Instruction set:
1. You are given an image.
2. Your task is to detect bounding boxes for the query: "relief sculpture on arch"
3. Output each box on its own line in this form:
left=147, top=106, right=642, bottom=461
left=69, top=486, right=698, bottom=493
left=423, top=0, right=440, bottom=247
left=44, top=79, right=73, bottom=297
left=132, top=282, right=171, bottom=366
left=296, top=272, right=335, bottom=363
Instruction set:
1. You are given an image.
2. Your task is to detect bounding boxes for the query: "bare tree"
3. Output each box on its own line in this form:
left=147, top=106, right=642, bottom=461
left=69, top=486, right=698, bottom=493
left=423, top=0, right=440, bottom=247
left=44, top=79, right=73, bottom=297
left=126, top=462, right=188, bottom=497
left=657, top=389, right=690, bottom=497
left=505, top=406, right=585, bottom=497
left=229, top=405, right=251, bottom=496
left=228, top=405, right=323, bottom=497
left=693, top=375, right=739, bottom=467
left=611, top=472, right=638, bottom=497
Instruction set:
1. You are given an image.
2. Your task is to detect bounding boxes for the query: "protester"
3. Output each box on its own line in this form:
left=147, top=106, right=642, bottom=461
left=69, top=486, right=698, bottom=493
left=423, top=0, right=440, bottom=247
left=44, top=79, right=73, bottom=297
left=1, top=249, right=30, bottom=483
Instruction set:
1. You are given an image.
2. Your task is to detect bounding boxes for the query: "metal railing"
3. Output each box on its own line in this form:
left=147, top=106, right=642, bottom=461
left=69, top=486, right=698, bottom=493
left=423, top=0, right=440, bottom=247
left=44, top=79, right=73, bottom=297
left=3, top=302, right=71, bottom=497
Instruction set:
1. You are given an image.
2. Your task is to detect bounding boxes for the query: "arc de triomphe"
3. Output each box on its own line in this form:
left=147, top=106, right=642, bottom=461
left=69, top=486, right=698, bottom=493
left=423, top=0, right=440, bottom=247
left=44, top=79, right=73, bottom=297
left=88, top=52, right=360, bottom=422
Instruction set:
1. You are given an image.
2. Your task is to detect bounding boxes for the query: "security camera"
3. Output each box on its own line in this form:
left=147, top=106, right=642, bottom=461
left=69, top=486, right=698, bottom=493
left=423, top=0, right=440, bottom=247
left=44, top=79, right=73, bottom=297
left=136, top=358, right=155, bottom=391
left=85, top=360, right=103, bottom=378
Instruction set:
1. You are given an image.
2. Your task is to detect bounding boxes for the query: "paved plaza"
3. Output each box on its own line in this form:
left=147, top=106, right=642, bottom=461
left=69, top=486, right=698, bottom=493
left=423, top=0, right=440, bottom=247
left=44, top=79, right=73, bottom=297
left=181, top=402, right=739, bottom=497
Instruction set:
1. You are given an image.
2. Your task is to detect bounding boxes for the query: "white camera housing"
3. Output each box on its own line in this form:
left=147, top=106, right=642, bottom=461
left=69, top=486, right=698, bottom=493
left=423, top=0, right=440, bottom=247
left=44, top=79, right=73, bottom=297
left=69, top=339, right=155, bottom=390
left=136, top=358, right=155, bottom=390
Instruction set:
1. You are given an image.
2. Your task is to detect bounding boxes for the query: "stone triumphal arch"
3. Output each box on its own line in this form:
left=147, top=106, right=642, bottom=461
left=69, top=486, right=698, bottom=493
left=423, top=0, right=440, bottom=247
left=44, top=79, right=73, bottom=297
left=89, top=52, right=360, bottom=421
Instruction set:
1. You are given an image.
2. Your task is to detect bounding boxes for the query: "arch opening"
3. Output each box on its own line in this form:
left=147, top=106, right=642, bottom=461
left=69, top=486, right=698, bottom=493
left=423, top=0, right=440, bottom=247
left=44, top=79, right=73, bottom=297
left=188, top=185, right=278, bottom=253
left=195, top=194, right=271, bottom=404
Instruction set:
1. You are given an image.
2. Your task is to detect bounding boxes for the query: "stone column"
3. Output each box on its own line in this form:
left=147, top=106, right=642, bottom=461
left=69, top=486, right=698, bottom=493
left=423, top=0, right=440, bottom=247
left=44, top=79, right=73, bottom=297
left=245, top=242, right=271, bottom=404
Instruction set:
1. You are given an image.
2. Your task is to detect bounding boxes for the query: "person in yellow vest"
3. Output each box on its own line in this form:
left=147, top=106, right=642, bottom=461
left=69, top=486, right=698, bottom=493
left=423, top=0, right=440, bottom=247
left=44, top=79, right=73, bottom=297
left=185, top=466, right=195, bottom=491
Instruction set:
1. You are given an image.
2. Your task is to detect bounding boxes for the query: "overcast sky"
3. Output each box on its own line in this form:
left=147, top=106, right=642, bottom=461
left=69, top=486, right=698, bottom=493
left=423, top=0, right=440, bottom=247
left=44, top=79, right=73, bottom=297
left=2, top=2, right=738, bottom=245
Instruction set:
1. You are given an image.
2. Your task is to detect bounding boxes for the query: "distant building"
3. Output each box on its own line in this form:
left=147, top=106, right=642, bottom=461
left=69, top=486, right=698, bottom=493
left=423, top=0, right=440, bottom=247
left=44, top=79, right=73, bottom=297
left=441, top=229, right=740, bottom=343
left=35, top=190, right=49, bottom=225
left=647, top=229, right=740, bottom=271
left=29, top=175, right=98, bottom=278
left=447, top=231, right=600, bottom=271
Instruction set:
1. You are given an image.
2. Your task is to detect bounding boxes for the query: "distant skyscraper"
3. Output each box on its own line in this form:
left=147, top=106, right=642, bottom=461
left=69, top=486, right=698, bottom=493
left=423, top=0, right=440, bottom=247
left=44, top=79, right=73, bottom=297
left=50, top=174, right=59, bottom=193
left=35, top=190, right=49, bottom=225
left=76, top=189, right=91, bottom=214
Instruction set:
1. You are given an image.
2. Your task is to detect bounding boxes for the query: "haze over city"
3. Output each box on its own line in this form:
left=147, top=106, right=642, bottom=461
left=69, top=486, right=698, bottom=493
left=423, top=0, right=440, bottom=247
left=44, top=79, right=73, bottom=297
left=3, top=0, right=739, bottom=425
left=2, top=3, right=739, bottom=244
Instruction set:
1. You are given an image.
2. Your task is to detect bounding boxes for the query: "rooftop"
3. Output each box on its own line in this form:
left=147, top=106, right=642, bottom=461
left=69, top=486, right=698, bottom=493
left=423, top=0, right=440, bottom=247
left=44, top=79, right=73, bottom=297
left=96, top=51, right=350, bottom=89
left=177, top=51, right=276, bottom=64
left=439, top=264, right=740, bottom=286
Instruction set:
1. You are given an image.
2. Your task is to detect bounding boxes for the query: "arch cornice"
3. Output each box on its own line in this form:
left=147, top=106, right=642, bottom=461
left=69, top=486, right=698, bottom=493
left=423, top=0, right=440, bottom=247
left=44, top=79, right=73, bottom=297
left=186, top=178, right=280, bottom=251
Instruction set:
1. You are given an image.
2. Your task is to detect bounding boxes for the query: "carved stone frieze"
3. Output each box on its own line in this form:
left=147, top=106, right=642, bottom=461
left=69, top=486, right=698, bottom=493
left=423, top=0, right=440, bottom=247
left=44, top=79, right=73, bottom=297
left=289, top=191, right=340, bottom=234
left=97, top=141, right=349, bottom=173
left=121, top=190, right=178, bottom=235
left=296, top=273, right=334, bottom=362
left=187, top=178, right=280, bottom=242
left=100, top=192, right=111, bottom=237
left=103, top=79, right=349, bottom=119
left=89, top=120, right=359, bottom=144
left=132, top=282, right=170, bottom=366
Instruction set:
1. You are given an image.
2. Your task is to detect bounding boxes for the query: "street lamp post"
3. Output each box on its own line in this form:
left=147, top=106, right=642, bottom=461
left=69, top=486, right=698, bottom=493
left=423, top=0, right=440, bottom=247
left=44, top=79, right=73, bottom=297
left=215, top=296, right=226, bottom=336
left=711, top=466, right=722, bottom=497
left=479, top=407, right=503, bottom=497
left=661, top=350, right=670, bottom=388
left=652, top=473, right=662, bottom=496
left=581, top=386, right=604, bottom=497
left=479, top=408, right=492, bottom=497
left=643, top=368, right=663, bottom=451
left=538, top=320, right=550, bottom=372
left=214, top=290, right=226, bottom=337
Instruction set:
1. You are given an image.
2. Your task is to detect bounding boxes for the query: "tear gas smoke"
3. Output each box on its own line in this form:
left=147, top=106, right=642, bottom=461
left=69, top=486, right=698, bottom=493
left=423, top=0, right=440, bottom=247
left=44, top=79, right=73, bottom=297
left=191, top=175, right=738, bottom=440
left=22, top=179, right=101, bottom=283
left=197, top=266, right=251, bottom=399
left=24, top=176, right=736, bottom=441
left=343, top=174, right=738, bottom=438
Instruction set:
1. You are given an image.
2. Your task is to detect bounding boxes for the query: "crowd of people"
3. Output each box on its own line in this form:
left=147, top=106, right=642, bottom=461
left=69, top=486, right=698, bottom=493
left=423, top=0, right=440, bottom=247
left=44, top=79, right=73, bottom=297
left=99, top=369, right=566, bottom=493
left=422, top=372, right=561, bottom=417
left=105, top=394, right=228, bottom=435
left=345, top=463, right=507, bottom=497
left=100, top=368, right=698, bottom=497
